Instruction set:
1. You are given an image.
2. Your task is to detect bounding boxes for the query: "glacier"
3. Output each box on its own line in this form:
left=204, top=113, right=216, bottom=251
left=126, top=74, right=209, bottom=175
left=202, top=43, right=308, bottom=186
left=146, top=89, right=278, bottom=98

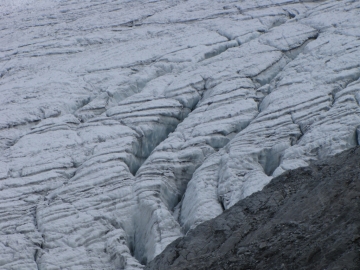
left=0, top=0, right=360, bottom=269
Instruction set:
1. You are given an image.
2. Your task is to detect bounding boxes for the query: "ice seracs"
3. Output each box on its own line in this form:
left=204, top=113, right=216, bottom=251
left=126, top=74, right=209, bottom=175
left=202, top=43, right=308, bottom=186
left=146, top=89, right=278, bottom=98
left=0, top=0, right=360, bottom=269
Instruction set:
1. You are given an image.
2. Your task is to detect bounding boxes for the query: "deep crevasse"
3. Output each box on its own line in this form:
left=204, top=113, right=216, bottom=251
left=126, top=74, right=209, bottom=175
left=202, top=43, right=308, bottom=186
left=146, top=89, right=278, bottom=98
left=0, top=0, right=360, bottom=269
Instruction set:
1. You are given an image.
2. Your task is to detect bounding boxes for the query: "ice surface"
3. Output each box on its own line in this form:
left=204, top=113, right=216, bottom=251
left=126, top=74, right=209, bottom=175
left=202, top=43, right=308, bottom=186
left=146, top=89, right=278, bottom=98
left=0, top=0, right=360, bottom=268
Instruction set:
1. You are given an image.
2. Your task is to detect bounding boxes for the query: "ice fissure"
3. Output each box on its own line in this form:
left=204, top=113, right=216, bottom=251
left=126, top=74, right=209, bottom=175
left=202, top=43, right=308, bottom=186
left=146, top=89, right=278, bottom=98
left=131, top=10, right=325, bottom=264
left=1, top=0, right=360, bottom=269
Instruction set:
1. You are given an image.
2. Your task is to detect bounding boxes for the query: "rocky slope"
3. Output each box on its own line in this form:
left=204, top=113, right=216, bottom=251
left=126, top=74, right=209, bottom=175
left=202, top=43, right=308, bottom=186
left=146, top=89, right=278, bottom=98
left=147, top=147, right=360, bottom=270
left=0, top=0, right=359, bottom=269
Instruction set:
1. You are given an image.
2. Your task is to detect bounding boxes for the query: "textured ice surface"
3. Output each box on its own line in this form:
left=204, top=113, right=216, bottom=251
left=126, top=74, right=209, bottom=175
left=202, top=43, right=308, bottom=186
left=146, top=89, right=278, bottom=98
left=0, top=0, right=360, bottom=268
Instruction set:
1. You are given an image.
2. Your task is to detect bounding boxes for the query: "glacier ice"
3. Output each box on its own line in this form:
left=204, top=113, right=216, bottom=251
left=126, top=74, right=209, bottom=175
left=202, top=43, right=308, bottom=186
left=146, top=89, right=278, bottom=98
left=0, top=0, right=360, bottom=269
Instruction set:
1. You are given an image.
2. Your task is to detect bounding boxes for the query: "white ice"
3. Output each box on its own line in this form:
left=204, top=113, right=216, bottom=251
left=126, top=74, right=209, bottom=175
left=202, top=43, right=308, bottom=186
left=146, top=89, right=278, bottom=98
left=0, top=0, right=360, bottom=268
